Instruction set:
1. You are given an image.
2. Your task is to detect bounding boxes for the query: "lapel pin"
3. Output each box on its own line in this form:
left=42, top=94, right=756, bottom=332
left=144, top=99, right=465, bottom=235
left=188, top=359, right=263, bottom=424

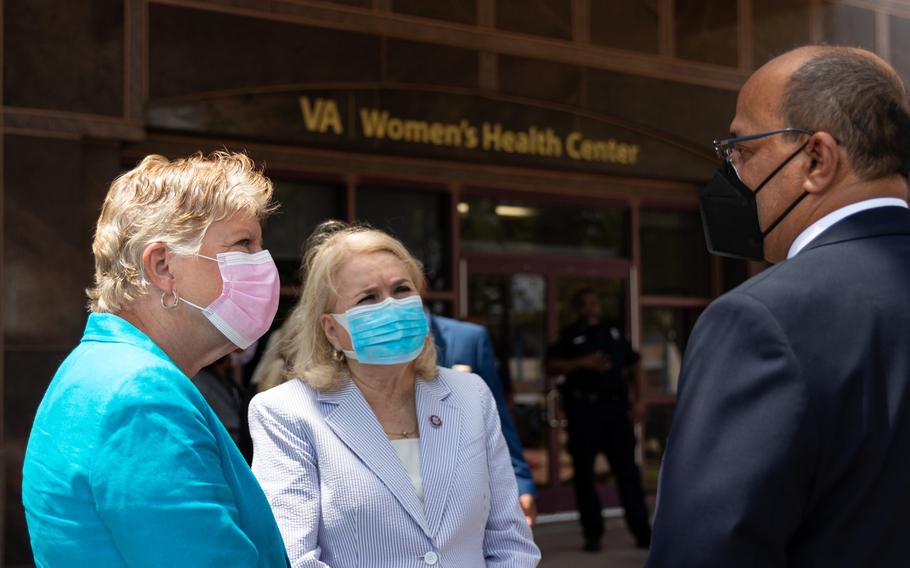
left=429, top=415, right=442, bottom=428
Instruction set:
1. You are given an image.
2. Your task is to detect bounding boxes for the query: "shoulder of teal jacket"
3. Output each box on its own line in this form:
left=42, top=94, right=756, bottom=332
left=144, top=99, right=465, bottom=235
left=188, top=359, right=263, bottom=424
left=82, top=312, right=173, bottom=360
left=52, top=341, right=195, bottom=405
left=24, top=315, right=216, bottom=511
left=35, top=318, right=212, bottom=452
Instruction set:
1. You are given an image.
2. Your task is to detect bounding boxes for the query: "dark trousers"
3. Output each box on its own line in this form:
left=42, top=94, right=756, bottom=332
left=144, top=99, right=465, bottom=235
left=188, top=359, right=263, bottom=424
left=564, top=392, right=651, bottom=546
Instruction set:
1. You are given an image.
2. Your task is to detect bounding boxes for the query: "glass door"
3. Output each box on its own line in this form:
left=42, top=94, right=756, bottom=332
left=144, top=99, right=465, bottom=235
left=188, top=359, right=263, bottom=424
left=463, top=253, right=632, bottom=514
left=466, top=271, right=556, bottom=504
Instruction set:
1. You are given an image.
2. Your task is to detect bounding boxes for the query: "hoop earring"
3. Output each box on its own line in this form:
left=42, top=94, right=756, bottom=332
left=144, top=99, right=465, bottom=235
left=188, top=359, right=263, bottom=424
left=161, top=288, right=179, bottom=309
left=332, top=349, right=346, bottom=362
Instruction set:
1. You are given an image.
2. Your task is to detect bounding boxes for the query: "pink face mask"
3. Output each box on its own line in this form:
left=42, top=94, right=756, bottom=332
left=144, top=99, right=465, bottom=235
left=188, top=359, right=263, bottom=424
left=181, top=250, right=280, bottom=349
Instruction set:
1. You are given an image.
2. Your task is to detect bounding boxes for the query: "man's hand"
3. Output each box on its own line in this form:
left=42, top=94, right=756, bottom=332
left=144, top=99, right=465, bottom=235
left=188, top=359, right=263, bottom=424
left=519, top=493, right=537, bottom=526
left=580, top=351, right=612, bottom=372
left=548, top=351, right=612, bottom=377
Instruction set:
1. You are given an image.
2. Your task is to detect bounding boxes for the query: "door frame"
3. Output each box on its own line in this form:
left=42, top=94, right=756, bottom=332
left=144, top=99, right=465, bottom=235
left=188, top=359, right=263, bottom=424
left=461, top=251, right=635, bottom=514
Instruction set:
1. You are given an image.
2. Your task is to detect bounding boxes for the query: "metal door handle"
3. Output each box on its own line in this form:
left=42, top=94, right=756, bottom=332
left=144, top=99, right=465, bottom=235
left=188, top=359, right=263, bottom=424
left=546, top=389, right=565, bottom=428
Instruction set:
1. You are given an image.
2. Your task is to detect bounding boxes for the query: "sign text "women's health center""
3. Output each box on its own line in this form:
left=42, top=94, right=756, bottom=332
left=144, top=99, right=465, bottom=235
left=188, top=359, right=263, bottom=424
left=300, top=96, right=641, bottom=165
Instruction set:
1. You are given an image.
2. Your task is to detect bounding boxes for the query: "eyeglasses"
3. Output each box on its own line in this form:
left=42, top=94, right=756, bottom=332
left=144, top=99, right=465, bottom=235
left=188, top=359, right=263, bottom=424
left=714, top=127, right=815, bottom=179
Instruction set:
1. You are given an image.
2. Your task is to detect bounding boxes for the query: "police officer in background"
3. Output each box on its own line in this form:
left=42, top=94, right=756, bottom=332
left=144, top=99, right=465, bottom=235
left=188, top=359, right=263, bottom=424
left=546, top=288, right=651, bottom=552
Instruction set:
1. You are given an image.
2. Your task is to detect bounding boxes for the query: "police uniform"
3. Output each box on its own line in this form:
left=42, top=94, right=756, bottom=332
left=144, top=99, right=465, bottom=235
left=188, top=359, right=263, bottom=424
left=547, top=319, right=651, bottom=549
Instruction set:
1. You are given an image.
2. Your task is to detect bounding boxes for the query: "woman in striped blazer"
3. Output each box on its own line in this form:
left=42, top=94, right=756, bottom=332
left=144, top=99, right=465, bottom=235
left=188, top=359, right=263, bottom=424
left=250, top=222, right=540, bottom=567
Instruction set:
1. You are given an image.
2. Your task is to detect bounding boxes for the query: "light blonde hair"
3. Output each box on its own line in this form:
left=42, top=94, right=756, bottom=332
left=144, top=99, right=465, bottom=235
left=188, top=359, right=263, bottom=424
left=87, top=151, right=276, bottom=313
left=284, top=222, right=437, bottom=391
left=252, top=316, right=294, bottom=392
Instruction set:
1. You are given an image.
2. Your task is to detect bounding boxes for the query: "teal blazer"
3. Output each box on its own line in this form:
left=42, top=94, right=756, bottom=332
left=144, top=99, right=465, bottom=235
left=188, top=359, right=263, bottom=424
left=23, top=313, right=288, bottom=567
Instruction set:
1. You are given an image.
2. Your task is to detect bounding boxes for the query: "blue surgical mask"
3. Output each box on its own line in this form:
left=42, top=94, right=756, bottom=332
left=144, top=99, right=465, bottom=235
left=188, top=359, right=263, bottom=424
left=331, top=295, right=429, bottom=365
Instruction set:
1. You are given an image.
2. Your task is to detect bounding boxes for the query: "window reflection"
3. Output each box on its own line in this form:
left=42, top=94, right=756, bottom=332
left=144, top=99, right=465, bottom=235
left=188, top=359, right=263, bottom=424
left=640, top=209, right=711, bottom=297
left=508, top=274, right=547, bottom=391
left=460, top=196, right=628, bottom=257
left=262, top=180, right=344, bottom=287
left=425, top=299, right=453, bottom=317
left=640, top=307, right=702, bottom=495
left=640, top=307, right=702, bottom=396
left=357, top=186, right=451, bottom=291
left=468, top=272, right=549, bottom=486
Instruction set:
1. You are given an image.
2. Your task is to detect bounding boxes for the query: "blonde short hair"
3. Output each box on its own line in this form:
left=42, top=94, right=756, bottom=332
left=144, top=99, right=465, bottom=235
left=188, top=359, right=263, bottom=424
left=283, top=223, right=438, bottom=391
left=87, top=151, right=275, bottom=313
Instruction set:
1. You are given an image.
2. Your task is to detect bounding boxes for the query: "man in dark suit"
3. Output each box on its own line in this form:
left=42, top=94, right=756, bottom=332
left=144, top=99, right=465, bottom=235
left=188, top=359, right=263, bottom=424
left=547, top=289, right=650, bottom=552
left=428, top=313, right=538, bottom=526
left=648, top=46, right=910, bottom=567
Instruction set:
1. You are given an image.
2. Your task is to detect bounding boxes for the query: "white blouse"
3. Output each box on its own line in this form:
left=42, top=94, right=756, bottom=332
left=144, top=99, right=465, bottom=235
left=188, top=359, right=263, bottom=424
left=389, top=438, right=424, bottom=505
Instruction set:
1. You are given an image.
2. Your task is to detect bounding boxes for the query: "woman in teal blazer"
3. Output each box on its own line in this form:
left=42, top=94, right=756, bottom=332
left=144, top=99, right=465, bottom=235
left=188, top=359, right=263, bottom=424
left=22, top=152, right=288, bottom=567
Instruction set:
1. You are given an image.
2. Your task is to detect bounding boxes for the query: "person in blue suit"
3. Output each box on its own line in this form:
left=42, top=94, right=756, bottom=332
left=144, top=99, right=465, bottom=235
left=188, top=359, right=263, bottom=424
left=428, top=312, right=538, bottom=525
left=22, top=152, right=288, bottom=567
left=649, top=46, right=910, bottom=567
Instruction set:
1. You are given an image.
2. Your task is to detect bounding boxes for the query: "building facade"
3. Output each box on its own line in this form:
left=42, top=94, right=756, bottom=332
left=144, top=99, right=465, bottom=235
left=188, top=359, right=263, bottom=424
left=4, top=0, right=910, bottom=563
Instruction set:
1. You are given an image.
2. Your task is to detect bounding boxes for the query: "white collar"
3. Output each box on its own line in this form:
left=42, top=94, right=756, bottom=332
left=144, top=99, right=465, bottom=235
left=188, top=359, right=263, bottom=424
left=787, top=198, right=908, bottom=259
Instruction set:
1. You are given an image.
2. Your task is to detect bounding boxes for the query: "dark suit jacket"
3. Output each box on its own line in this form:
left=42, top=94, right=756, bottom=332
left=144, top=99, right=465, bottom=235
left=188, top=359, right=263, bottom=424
left=648, top=206, right=910, bottom=567
left=429, top=314, right=536, bottom=497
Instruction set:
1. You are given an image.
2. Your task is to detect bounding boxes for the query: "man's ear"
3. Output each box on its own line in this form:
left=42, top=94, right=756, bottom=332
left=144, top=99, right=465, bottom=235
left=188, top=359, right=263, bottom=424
left=802, top=131, right=841, bottom=194
left=142, top=242, right=173, bottom=293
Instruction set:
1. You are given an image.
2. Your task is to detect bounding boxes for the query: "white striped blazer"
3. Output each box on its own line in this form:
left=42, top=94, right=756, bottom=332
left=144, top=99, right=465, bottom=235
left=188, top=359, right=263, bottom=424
left=249, top=366, right=541, bottom=568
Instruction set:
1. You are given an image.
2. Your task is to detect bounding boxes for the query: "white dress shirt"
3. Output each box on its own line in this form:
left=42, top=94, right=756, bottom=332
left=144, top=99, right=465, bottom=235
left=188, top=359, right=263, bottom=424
left=787, top=198, right=908, bottom=259
left=390, top=438, right=425, bottom=505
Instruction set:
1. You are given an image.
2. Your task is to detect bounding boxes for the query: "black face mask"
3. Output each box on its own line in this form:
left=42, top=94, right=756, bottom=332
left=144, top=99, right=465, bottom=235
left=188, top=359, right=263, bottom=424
left=700, top=142, right=811, bottom=261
